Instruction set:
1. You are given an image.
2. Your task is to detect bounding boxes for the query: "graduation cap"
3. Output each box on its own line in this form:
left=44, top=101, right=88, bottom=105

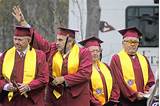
left=118, top=27, right=142, bottom=39
left=57, top=27, right=79, bottom=38
left=14, top=26, right=34, bottom=50
left=79, top=35, right=103, bottom=47
left=56, top=27, right=78, bottom=54
left=15, top=26, right=33, bottom=37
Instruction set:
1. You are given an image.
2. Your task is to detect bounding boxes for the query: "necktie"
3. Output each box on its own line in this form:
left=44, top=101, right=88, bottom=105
left=20, top=52, right=24, bottom=58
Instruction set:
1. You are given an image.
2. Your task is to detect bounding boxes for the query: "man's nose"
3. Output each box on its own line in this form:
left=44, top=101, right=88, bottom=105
left=93, top=52, right=98, bottom=56
left=14, top=40, right=19, bottom=44
left=56, top=42, right=59, bottom=45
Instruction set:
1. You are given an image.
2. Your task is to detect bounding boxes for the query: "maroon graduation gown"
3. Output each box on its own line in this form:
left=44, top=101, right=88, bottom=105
left=110, top=53, right=155, bottom=106
left=90, top=63, right=120, bottom=106
left=33, top=30, right=93, bottom=106
left=0, top=49, right=49, bottom=106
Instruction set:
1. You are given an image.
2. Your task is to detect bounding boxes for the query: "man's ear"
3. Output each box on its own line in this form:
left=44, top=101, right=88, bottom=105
left=122, top=41, right=125, bottom=48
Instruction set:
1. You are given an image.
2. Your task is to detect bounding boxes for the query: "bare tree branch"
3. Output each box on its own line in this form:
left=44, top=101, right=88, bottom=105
left=86, top=0, right=101, bottom=38
left=75, top=0, right=83, bottom=40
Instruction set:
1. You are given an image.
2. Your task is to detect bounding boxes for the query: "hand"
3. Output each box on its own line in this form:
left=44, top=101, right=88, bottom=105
left=7, top=82, right=17, bottom=92
left=52, top=77, right=65, bottom=86
left=12, top=6, right=28, bottom=26
left=144, top=91, right=149, bottom=94
left=136, top=92, right=144, bottom=100
left=17, top=83, right=30, bottom=94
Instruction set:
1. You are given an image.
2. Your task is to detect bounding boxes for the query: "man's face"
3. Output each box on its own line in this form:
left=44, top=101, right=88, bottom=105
left=13, top=36, right=31, bottom=52
left=88, top=46, right=101, bottom=62
left=122, top=37, right=139, bottom=55
left=56, top=34, right=74, bottom=52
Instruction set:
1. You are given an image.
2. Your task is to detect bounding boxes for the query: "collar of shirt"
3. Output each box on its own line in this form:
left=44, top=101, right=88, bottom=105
left=17, top=46, right=29, bottom=56
left=129, top=54, right=137, bottom=59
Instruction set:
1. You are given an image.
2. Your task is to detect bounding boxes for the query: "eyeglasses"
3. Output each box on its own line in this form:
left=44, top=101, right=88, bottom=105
left=123, top=40, right=139, bottom=44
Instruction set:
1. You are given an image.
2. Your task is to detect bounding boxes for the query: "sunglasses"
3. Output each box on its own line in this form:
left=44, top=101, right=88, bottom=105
left=123, top=40, right=139, bottom=44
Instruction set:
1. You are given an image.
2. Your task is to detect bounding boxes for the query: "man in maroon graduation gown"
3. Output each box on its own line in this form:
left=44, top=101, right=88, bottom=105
left=79, top=36, right=120, bottom=106
left=12, top=6, right=92, bottom=106
left=0, top=26, right=49, bottom=106
left=110, top=27, right=155, bottom=106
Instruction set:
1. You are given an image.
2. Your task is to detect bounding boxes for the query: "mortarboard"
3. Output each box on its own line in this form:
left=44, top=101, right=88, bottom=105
left=57, top=27, right=79, bottom=38
left=119, top=27, right=142, bottom=39
left=14, top=26, right=34, bottom=50
left=15, top=26, right=33, bottom=37
left=79, top=35, right=103, bottom=47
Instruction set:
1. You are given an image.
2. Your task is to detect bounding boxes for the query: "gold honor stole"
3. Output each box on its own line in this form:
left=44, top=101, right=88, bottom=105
left=91, top=60, right=113, bottom=105
left=52, top=44, right=80, bottom=99
left=118, top=50, right=148, bottom=91
left=2, top=47, right=36, bottom=101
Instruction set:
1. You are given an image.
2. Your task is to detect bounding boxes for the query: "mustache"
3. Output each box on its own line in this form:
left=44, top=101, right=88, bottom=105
left=15, top=43, right=21, bottom=46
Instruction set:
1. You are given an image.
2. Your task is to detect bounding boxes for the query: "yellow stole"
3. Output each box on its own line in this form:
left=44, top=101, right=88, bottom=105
left=2, top=47, right=36, bottom=101
left=118, top=50, right=148, bottom=91
left=52, top=44, right=80, bottom=98
left=91, top=60, right=113, bottom=105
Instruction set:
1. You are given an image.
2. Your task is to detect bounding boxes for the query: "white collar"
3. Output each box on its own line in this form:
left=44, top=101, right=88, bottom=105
left=17, top=46, right=29, bottom=56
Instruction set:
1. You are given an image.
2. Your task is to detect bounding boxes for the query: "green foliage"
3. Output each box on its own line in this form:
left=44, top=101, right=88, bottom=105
left=0, top=0, right=69, bottom=51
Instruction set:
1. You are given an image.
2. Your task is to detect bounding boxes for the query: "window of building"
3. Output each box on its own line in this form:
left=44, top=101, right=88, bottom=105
left=126, top=6, right=159, bottom=47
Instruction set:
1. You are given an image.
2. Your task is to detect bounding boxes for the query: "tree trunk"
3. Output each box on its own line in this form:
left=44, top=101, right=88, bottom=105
left=86, top=0, right=101, bottom=38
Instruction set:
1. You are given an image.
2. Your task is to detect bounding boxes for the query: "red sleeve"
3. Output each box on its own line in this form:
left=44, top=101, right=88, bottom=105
left=64, top=48, right=92, bottom=87
left=105, top=64, right=120, bottom=104
left=109, top=75, right=120, bottom=103
left=32, top=29, right=57, bottom=59
left=110, top=55, right=137, bottom=102
left=144, top=57, right=155, bottom=91
left=48, top=53, right=56, bottom=84
left=0, top=52, right=8, bottom=91
left=28, top=50, right=49, bottom=90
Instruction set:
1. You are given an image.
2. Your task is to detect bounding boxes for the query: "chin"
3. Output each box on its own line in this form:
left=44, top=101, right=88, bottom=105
left=128, top=52, right=136, bottom=55
left=57, top=48, right=63, bottom=52
left=93, top=58, right=98, bottom=62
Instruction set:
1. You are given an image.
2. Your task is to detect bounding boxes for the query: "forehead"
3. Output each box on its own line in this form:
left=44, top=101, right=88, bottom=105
left=56, top=34, right=67, bottom=39
left=56, top=34, right=74, bottom=41
left=88, top=46, right=100, bottom=50
left=123, top=37, right=139, bottom=41
left=13, top=36, right=30, bottom=39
